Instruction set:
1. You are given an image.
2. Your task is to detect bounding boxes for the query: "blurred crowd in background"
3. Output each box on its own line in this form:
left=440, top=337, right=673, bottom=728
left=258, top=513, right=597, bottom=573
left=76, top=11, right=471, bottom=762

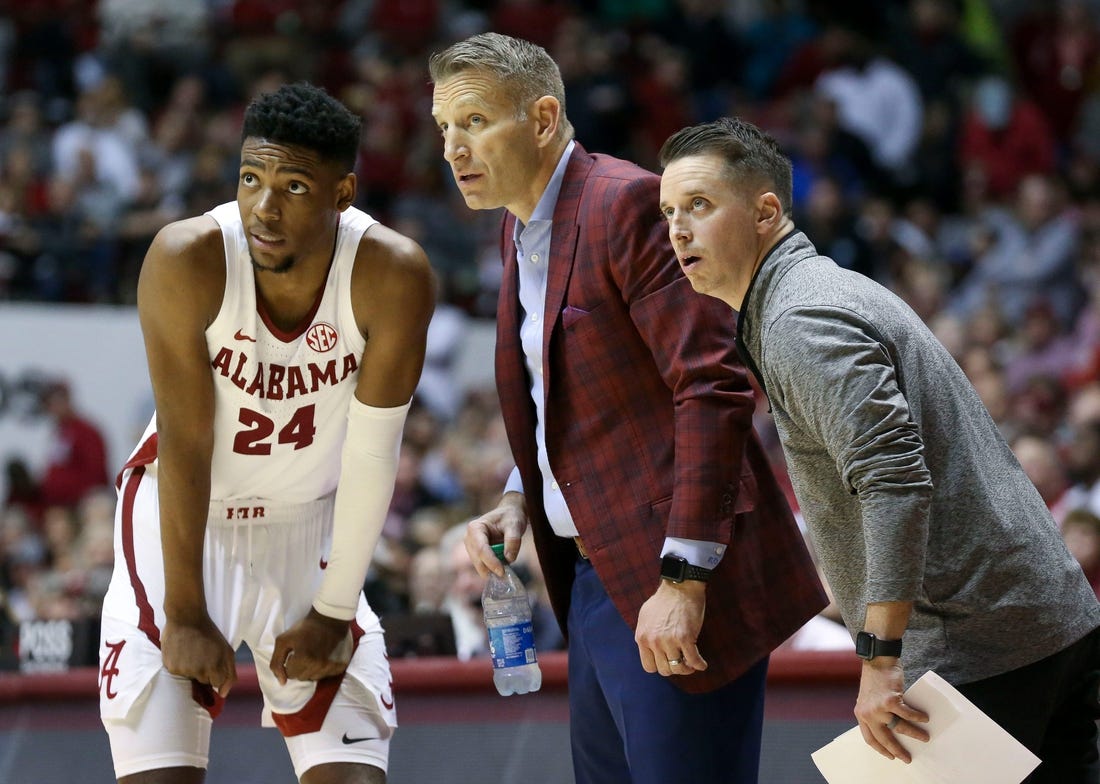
left=5, top=0, right=1100, bottom=664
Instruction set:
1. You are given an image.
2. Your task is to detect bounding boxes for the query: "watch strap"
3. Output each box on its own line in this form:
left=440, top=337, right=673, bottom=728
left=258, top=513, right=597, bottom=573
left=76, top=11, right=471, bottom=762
left=855, top=631, right=903, bottom=660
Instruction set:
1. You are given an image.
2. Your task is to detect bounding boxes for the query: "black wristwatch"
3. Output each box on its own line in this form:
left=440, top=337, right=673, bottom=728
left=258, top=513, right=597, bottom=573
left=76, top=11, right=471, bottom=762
left=660, top=555, right=712, bottom=583
left=855, top=631, right=903, bottom=661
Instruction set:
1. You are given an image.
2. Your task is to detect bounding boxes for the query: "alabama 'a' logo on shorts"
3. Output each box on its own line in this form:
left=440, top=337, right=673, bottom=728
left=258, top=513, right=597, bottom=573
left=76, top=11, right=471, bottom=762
left=99, top=640, right=126, bottom=699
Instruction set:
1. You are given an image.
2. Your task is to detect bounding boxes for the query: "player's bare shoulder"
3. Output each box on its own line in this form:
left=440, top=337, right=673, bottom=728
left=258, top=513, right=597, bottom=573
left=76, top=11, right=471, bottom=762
left=144, top=215, right=225, bottom=279
left=352, top=222, right=437, bottom=331
left=138, top=214, right=226, bottom=323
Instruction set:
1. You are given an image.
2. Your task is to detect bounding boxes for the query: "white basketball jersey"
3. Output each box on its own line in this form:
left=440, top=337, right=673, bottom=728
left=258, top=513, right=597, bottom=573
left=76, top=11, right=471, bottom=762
left=124, top=201, right=377, bottom=503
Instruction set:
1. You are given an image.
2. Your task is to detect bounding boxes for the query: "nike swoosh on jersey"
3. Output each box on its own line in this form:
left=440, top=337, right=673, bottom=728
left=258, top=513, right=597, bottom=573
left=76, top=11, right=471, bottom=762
left=342, top=732, right=377, bottom=745
left=234, top=329, right=257, bottom=342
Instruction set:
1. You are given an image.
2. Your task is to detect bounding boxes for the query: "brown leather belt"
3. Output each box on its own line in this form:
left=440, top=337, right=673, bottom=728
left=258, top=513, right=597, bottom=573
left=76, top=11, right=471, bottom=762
left=573, top=536, right=589, bottom=560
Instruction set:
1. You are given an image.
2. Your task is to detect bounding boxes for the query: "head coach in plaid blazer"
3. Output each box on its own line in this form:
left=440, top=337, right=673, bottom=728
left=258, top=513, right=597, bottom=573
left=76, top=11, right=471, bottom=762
left=430, top=33, right=827, bottom=784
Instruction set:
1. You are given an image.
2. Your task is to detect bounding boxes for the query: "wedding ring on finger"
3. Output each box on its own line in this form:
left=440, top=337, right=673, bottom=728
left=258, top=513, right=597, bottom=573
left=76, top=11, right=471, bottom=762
left=667, top=658, right=682, bottom=666
left=283, top=650, right=295, bottom=669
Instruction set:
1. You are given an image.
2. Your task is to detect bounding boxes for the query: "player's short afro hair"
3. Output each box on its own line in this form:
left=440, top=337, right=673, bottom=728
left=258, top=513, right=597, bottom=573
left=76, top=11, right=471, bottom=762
left=241, top=83, right=362, bottom=172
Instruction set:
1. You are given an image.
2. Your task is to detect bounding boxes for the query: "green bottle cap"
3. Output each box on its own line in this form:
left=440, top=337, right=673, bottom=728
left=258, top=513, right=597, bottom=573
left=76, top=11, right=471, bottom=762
left=491, top=543, right=506, bottom=562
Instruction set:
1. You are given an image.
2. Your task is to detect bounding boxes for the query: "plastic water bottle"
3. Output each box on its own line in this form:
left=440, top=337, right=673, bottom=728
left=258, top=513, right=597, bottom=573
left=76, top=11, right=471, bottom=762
left=483, top=543, right=542, bottom=695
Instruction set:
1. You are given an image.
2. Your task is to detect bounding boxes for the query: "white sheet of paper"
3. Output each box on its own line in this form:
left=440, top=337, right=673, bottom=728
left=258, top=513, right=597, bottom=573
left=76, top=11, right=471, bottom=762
left=811, top=670, right=1040, bottom=784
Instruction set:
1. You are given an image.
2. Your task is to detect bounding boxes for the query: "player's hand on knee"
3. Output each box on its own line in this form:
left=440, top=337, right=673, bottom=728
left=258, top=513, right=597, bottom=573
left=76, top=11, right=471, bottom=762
left=272, top=608, right=353, bottom=685
left=162, top=616, right=238, bottom=697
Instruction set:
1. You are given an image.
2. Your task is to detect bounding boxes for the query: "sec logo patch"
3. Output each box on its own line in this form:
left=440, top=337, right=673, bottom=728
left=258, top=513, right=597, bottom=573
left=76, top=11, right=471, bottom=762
left=306, top=322, right=338, bottom=352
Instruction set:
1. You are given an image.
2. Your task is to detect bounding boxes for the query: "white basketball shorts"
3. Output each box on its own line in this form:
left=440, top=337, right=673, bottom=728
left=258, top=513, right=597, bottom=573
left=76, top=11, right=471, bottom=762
left=98, top=464, right=397, bottom=779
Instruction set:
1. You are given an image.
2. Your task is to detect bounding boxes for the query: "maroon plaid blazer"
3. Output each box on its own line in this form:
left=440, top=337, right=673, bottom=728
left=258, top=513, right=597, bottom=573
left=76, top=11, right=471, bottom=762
left=494, top=144, right=827, bottom=693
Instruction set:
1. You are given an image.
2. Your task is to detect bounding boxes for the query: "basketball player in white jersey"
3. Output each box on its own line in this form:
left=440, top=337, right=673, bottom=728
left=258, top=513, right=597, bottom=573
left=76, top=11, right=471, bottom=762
left=96, top=83, right=436, bottom=784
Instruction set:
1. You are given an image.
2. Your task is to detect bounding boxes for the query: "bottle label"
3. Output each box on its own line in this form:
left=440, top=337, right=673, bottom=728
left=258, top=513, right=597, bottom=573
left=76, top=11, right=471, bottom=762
left=488, top=621, right=538, bottom=669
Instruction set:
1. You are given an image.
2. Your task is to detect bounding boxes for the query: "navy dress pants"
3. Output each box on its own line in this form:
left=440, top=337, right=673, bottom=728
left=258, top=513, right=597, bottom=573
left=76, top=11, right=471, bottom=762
left=566, top=557, right=768, bottom=784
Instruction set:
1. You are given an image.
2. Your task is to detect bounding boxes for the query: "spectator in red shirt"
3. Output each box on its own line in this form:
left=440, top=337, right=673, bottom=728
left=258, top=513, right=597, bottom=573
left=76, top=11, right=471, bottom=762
left=37, top=380, right=109, bottom=508
left=958, top=75, right=1057, bottom=201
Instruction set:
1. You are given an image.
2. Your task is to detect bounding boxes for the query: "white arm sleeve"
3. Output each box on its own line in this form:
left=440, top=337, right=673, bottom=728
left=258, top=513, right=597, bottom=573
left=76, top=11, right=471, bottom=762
left=504, top=465, right=524, bottom=495
left=312, top=397, right=411, bottom=621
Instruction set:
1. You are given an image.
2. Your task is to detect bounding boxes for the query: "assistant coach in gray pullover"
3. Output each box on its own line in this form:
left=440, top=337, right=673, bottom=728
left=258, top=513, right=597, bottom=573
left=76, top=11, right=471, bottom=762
left=658, top=117, right=1100, bottom=782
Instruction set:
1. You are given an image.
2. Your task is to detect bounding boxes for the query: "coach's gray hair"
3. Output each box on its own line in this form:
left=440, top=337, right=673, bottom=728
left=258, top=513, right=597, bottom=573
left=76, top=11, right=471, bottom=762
left=429, top=32, right=574, bottom=140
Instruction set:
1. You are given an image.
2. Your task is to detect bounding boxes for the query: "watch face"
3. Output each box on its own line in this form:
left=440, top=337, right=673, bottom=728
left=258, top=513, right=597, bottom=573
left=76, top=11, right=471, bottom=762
left=855, top=632, right=874, bottom=659
left=660, top=556, right=688, bottom=582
